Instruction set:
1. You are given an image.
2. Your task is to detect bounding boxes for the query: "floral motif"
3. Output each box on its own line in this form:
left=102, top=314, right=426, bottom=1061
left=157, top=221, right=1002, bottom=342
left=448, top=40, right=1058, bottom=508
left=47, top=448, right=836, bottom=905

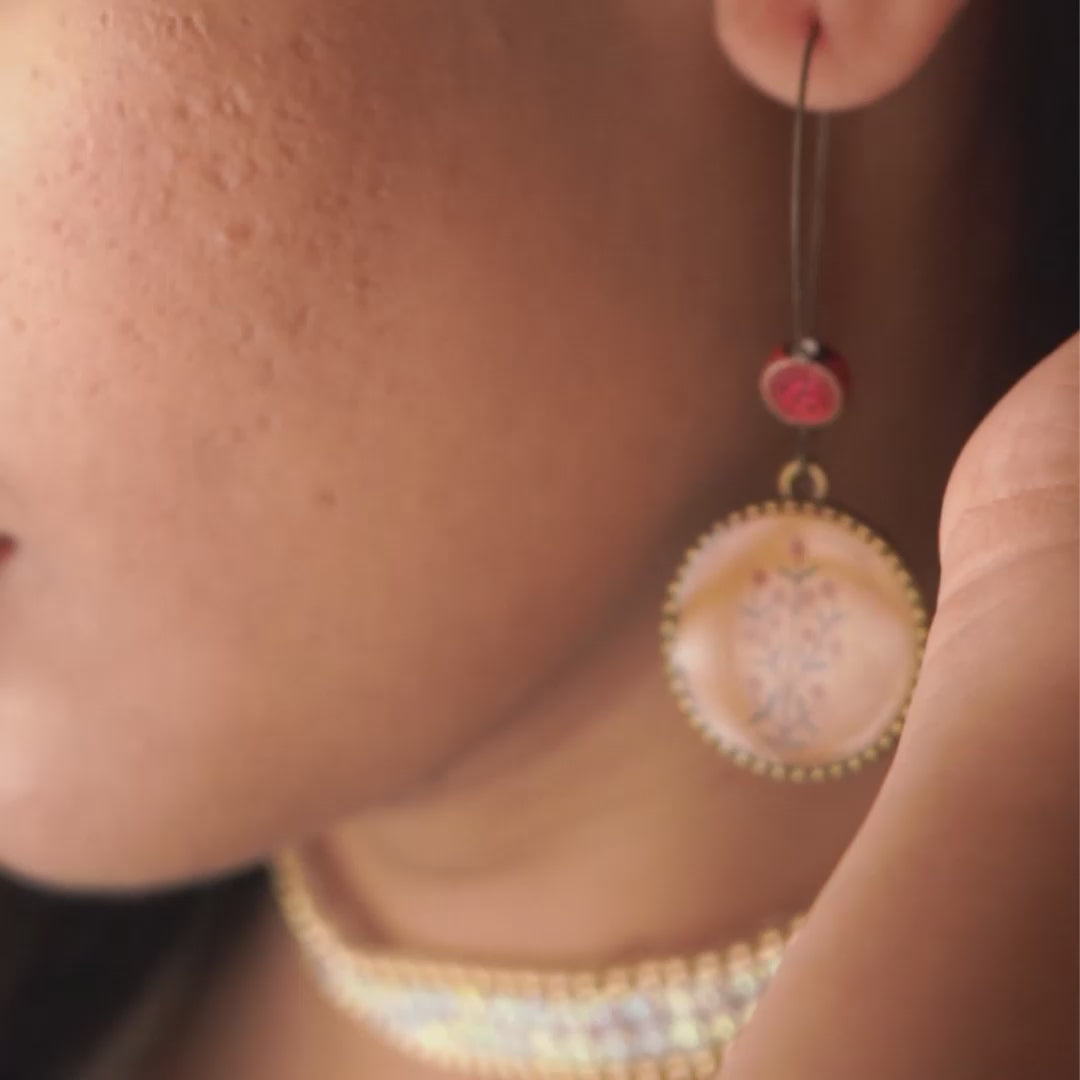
left=738, top=535, right=844, bottom=751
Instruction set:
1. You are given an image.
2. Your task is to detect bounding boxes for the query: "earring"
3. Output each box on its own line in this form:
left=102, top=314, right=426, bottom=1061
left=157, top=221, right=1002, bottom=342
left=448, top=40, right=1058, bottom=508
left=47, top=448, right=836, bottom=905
left=661, top=25, right=928, bottom=783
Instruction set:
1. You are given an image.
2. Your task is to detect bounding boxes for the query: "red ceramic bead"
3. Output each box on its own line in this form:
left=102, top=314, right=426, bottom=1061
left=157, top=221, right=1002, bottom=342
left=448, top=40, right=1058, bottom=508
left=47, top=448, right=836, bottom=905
left=759, top=340, right=849, bottom=428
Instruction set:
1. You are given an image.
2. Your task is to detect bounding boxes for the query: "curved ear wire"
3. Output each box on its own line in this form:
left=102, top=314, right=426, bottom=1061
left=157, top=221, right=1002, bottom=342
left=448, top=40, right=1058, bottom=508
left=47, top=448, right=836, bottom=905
left=790, top=21, right=828, bottom=347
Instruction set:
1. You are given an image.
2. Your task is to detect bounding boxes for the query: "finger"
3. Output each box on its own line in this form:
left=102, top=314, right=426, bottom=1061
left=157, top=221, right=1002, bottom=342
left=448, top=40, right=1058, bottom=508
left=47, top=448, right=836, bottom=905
left=938, top=334, right=1079, bottom=602
left=713, top=0, right=970, bottom=110
left=904, top=336, right=1079, bottom=749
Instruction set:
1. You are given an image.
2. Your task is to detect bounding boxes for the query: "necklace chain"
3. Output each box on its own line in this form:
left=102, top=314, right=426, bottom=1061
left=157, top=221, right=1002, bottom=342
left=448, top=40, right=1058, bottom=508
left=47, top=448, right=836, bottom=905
left=271, top=850, right=804, bottom=1078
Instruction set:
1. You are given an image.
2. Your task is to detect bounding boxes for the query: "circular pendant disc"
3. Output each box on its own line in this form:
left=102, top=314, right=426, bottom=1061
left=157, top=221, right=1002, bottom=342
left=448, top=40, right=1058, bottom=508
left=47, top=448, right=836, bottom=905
left=662, top=501, right=928, bottom=781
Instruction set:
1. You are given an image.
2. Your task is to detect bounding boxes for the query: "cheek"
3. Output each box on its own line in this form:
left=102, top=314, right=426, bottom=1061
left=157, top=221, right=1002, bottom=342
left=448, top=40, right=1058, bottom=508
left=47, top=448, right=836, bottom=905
left=0, top=1, right=397, bottom=536
left=0, top=2, right=708, bottom=887
left=0, top=2, right=462, bottom=885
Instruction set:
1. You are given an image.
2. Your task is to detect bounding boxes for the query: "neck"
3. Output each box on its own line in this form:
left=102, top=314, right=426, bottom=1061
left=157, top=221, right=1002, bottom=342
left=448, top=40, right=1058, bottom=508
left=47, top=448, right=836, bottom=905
left=316, top=602, right=884, bottom=966
left=296, top=11, right=1022, bottom=973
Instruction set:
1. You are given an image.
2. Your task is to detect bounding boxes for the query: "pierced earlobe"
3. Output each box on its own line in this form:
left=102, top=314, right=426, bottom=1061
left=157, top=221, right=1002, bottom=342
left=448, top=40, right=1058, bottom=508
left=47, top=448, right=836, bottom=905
left=713, top=0, right=969, bottom=111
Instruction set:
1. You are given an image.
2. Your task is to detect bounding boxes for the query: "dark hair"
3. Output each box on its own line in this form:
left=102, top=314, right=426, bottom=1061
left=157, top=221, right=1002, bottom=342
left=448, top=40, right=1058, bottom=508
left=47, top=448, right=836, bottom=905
left=1, top=8, right=1076, bottom=1079
left=0, top=869, right=265, bottom=1080
left=1012, top=3, right=1079, bottom=358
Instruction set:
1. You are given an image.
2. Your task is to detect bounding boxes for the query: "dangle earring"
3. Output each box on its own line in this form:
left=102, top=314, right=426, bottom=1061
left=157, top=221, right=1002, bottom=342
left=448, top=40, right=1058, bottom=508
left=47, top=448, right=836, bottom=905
left=661, top=25, right=928, bottom=783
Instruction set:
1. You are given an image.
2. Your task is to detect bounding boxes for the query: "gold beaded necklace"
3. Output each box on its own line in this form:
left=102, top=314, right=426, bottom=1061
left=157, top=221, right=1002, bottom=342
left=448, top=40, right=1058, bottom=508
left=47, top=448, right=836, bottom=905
left=271, top=850, right=803, bottom=1079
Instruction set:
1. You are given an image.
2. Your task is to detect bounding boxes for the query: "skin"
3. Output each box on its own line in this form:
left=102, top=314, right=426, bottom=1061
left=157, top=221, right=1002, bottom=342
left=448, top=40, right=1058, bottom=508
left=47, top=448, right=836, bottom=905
left=0, top=1, right=1075, bottom=1078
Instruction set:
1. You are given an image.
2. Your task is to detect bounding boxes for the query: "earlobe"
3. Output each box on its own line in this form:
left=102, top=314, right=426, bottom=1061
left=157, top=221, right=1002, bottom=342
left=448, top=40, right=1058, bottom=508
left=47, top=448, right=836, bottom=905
left=713, top=0, right=969, bottom=111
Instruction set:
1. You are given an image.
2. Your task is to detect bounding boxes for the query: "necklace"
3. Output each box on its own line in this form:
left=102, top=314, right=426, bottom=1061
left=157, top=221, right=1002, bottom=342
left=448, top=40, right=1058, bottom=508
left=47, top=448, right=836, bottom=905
left=271, top=850, right=803, bottom=1079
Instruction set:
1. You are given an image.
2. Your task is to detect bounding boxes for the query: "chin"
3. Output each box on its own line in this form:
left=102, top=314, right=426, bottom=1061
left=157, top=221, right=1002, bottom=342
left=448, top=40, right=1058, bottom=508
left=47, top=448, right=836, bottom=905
left=0, top=725, right=265, bottom=895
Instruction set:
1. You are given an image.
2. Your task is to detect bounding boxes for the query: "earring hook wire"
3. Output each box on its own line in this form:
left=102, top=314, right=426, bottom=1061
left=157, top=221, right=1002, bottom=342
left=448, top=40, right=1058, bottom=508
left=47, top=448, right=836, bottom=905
left=790, top=22, right=829, bottom=347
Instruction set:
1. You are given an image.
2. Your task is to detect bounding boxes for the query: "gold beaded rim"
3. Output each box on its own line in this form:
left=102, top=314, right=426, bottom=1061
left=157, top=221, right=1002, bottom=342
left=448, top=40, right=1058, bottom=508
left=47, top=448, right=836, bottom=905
left=660, top=498, right=929, bottom=783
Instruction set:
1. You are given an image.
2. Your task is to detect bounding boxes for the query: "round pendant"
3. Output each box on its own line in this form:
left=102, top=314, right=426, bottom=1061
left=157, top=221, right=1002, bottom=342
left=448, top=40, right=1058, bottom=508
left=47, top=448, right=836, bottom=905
left=661, top=500, right=928, bottom=781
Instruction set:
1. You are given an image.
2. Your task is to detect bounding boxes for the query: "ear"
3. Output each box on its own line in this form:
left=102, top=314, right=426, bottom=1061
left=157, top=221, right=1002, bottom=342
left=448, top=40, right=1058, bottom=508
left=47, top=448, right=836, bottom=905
left=713, top=0, right=969, bottom=110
